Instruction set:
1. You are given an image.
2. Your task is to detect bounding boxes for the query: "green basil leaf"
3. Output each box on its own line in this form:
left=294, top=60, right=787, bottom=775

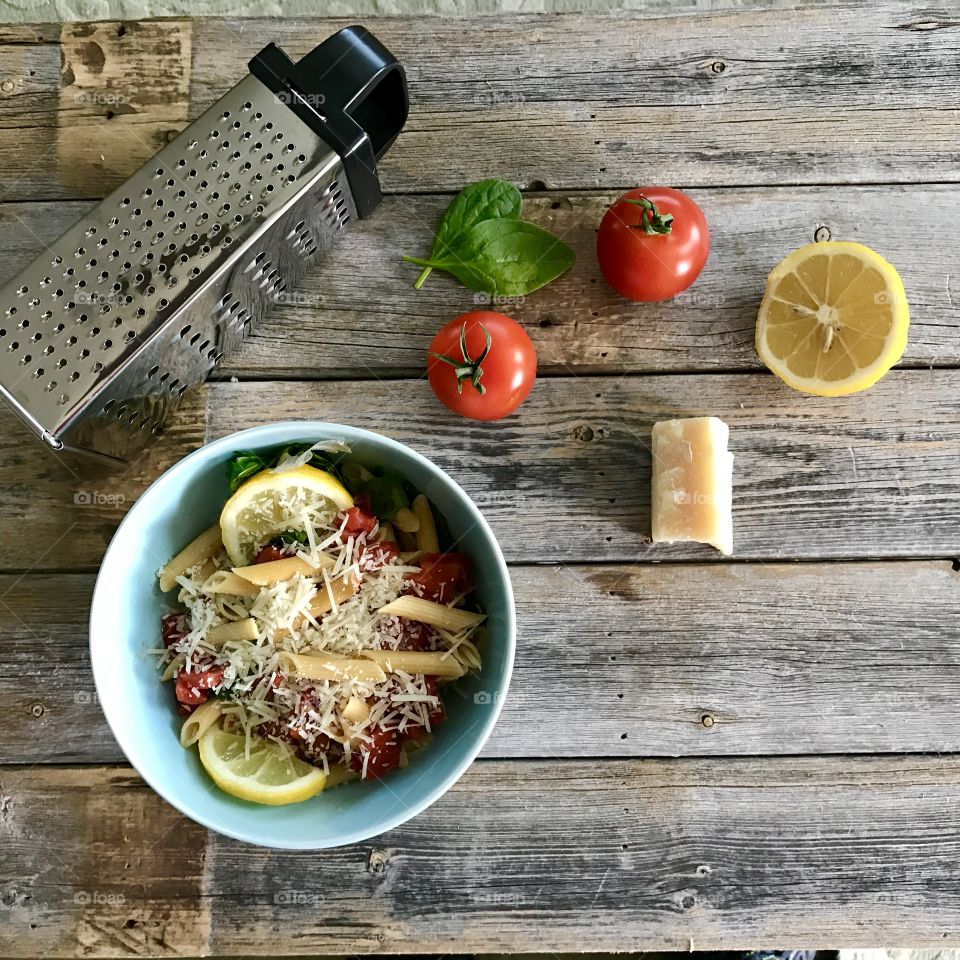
left=275, top=529, right=308, bottom=546
left=407, top=178, right=522, bottom=289
left=226, top=451, right=269, bottom=492
left=417, top=219, right=575, bottom=296
left=366, top=475, right=410, bottom=520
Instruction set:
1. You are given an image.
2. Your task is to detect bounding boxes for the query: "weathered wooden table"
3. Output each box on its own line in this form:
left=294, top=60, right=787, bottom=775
left=1, top=4, right=959, bottom=954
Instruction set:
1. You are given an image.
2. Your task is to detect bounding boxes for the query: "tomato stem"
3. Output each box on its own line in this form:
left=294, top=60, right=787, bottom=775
left=624, top=196, right=674, bottom=235
left=430, top=322, right=492, bottom=395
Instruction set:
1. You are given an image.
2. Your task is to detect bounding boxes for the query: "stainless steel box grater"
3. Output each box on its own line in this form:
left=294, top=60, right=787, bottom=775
left=0, top=26, right=407, bottom=462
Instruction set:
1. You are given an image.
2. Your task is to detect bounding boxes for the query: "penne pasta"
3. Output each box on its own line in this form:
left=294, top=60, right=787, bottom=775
left=396, top=528, right=418, bottom=552
left=204, top=570, right=261, bottom=597
left=233, top=554, right=333, bottom=586
left=159, top=524, right=223, bottom=592
left=207, top=618, right=259, bottom=645
left=308, top=574, right=359, bottom=619
left=377, top=595, right=486, bottom=632
left=378, top=520, right=396, bottom=543
left=361, top=649, right=466, bottom=679
left=280, top=651, right=387, bottom=684
left=393, top=507, right=420, bottom=534
left=160, top=652, right=184, bottom=682
left=179, top=700, right=223, bottom=747
left=412, top=494, right=440, bottom=554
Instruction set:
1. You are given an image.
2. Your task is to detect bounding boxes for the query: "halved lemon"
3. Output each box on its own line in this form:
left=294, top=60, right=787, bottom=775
left=219, top=464, right=353, bottom=566
left=198, top=725, right=327, bottom=805
left=756, top=241, right=909, bottom=396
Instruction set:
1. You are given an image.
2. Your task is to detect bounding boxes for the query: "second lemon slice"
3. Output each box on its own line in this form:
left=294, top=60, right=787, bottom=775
left=199, top=725, right=327, bottom=805
left=756, top=240, right=909, bottom=397
left=219, top=463, right=353, bottom=566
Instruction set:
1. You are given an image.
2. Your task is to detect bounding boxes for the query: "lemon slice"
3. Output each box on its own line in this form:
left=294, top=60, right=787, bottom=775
left=756, top=241, right=909, bottom=396
left=219, top=464, right=353, bottom=566
left=198, top=725, right=327, bottom=805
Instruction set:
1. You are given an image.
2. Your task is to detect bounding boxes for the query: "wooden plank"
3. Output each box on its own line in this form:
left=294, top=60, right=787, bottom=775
left=1, top=6, right=959, bottom=200
left=56, top=21, right=192, bottom=195
left=3, top=756, right=960, bottom=954
left=6, top=561, right=960, bottom=764
left=204, top=372, right=960, bottom=563
left=0, top=388, right=205, bottom=574
left=0, top=368, right=956, bottom=572
left=4, top=186, right=956, bottom=377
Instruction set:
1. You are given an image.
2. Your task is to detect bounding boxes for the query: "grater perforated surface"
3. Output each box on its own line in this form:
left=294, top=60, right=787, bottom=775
left=0, top=74, right=354, bottom=459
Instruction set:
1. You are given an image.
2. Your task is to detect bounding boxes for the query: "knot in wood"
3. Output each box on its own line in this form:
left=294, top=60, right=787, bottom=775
left=700, top=713, right=715, bottom=728
left=30, top=703, right=44, bottom=718
left=574, top=424, right=594, bottom=442
left=710, top=60, right=726, bottom=74
left=368, top=849, right=389, bottom=874
left=814, top=225, right=832, bottom=242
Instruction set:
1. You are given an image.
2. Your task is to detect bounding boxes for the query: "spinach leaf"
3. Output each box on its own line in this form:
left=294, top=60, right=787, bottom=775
left=409, top=179, right=522, bottom=290
left=275, top=529, right=308, bottom=546
left=406, top=219, right=575, bottom=296
left=366, top=474, right=410, bottom=520
left=226, top=451, right=269, bottom=492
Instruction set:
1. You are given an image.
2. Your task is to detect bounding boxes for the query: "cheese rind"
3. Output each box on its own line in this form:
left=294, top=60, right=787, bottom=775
left=650, top=416, right=734, bottom=555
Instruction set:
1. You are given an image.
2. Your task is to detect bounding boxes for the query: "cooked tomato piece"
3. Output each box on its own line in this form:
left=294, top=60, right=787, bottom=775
left=352, top=491, right=374, bottom=515
left=254, top=544, right=287, bottom=564
left=396, top=619, right=432, bottom=651
left=161, top=612, right=190, bottom=648
left=351, top=724, right=402, bottom=778
left=175, top=667, right=224, bottom=707
left=362, top=539, right=400, bottom=571
left=406, top=677, right=446, bottom=742
left=338, top=505, right=378, bottom=537
left=406, top=552, right=470, bottom=603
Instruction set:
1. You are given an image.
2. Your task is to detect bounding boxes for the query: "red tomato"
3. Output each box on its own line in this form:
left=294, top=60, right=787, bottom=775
left=406, top=552, right=470, bottom=604
left=427, top=311, right=536, bottom=421
left=161, top=612, right=189, bottom=648
left=362, top=539, right=400, bottom=571
left=396, top=619, right=433, bottom=651
left=406, top=677, right=446, bottom=742
left=254, top=544, right=287, bottom=564
left=338, top=505, right=378, bottom=537
left=596, top=187, right=709, bottom=302
left=352, top=492, right=374, bottom=515
left=351, top=724, right=402, bottom=778
left=175, top=667, right=224, bottom=707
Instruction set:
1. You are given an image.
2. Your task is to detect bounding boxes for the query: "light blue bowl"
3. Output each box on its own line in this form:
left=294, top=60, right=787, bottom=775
left=89, top=421, right=515, bottom=849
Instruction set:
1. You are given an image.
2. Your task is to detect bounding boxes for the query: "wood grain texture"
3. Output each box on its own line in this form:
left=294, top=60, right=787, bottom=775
left=3, top=756, right=960, bottom=954
left=1, top=5, right=958, bottom=200
left=6, top=561, right=960, bottom=764
left=204, top=373, right=960, bottom=563
left=56, top=21, right=192, bottom=196
left=0, top=388, right=204, bottom=574
left=0, top=369, right=955, bottom=572
left=3, top=186, right=956, bottom=378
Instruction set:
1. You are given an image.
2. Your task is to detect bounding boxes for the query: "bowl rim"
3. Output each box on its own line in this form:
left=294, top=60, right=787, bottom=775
left=89, top=420, right=516, bottom=849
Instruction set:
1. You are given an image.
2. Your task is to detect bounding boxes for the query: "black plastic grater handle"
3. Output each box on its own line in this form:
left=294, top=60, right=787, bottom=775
left=249, top=26, right=408, bottom=220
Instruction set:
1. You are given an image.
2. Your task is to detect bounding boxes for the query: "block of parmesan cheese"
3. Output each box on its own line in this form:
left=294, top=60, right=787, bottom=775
left=650, top=416, right=733, bottom=555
